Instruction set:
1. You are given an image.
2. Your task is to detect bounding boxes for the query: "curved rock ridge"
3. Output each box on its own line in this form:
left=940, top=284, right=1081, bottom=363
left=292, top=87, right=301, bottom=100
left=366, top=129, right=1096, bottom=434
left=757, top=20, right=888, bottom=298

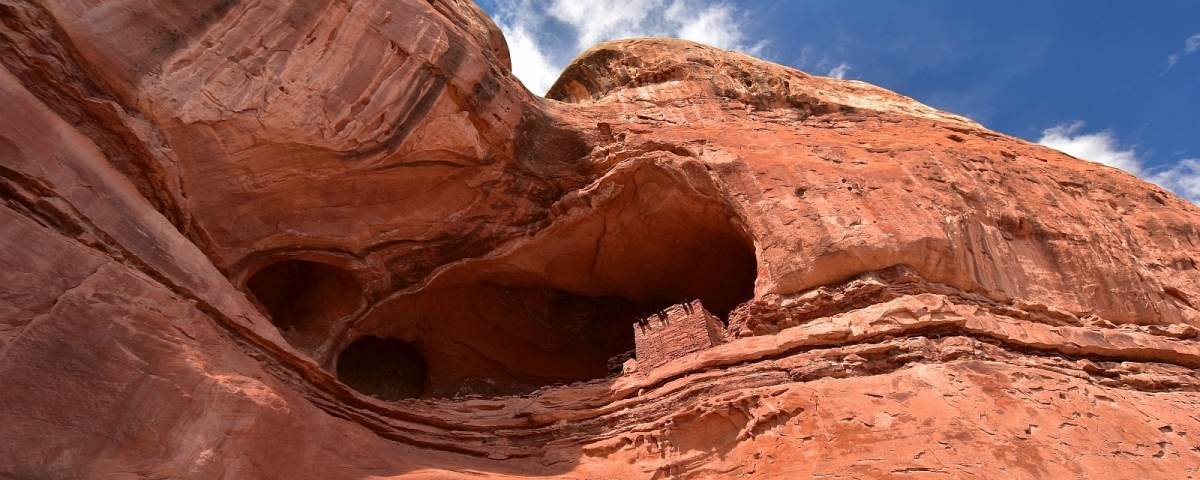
left=2, top=0, right=1200, bottom=478
left=548, top=37, right=979, bottom=127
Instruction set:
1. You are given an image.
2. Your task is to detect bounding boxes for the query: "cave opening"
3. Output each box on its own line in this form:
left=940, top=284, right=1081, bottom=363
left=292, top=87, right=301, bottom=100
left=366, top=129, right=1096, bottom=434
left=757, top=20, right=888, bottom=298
left=614, top=220, right=758, bottom=321
left=245, top=259, right=362, bottom=350
left=336, top=336, right=427, bottom=401
left=326, top=163, right=761, bottom=399
left=332, top=207, right=758, bottom=398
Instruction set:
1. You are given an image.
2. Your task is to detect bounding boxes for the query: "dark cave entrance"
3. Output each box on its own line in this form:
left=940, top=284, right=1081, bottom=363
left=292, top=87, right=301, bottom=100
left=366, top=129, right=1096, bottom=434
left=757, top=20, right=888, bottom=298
left=618, top=220, right=758, bottom=321
left=336, top=336, right=427, bottom=401
left=270, top=163, right=761, bottom=400
left=245, top=259, right=362, bottom=351
left=331, top=200, right=760, bottom=399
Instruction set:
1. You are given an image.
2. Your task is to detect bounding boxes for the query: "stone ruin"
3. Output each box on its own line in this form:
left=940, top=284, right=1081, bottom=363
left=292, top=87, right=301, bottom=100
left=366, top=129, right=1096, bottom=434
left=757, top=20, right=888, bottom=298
left=633, top=300, right=727, bottom=370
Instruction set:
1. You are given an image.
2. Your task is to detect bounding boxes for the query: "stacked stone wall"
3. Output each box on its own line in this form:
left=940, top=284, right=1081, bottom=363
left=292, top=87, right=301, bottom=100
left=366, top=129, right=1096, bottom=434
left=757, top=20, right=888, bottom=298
left=633, top=300, right=726, bottom=369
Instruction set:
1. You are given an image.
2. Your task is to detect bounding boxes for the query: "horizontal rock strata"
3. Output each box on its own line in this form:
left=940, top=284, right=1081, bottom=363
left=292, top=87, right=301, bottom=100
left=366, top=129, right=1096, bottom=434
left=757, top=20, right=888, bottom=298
left=2, top=0, right=1200, bottom=478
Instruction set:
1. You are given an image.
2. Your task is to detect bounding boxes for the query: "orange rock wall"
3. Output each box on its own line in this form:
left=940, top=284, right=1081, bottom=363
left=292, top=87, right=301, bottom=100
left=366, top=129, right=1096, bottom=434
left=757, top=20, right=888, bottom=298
left=2, top=0, right=1200, bottom=478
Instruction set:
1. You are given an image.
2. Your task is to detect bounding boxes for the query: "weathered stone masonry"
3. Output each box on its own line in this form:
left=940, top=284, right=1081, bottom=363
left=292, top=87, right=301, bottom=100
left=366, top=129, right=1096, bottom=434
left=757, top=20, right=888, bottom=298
left=633, top=300, right=727, bottom=369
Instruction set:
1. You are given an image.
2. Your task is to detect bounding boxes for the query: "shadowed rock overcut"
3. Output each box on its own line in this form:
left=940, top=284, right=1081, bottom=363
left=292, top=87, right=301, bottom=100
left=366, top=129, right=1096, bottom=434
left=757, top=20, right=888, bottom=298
left=246, top=259, right=363, bottom=353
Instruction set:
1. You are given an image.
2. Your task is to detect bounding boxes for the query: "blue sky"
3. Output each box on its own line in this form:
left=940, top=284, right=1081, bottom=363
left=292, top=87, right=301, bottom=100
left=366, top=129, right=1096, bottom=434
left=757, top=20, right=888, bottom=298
left=476, top=0, right=1200, bottom=203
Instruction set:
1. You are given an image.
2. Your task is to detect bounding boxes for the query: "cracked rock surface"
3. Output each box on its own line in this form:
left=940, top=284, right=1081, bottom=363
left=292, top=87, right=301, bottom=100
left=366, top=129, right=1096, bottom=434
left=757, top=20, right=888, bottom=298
left=2, top=0, right=1200, bottom=478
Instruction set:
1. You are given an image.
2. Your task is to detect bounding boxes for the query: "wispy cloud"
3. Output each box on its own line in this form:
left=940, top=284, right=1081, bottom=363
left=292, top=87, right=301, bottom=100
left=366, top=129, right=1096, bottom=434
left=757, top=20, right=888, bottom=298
left=491, top=0, right=765, bottom=94
left=797, top=45, right=853, bottom=79
left=1038, top=122, right=1199, bottom=204
left=827, top=62, right=852, bottom=80
left=1148, top=159, right=1200, bottom=204
left=1166, top=32, right=1200, bottom=68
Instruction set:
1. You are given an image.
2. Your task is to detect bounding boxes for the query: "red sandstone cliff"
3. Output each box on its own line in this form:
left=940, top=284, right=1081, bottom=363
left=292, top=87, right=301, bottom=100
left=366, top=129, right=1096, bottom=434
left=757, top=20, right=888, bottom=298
left=2, top=0, right=1200, bottom=478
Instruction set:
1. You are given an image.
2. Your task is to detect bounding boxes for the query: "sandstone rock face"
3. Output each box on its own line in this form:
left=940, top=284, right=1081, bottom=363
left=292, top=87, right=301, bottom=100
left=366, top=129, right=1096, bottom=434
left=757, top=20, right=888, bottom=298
left=2, top=1, right=1200, bottom=478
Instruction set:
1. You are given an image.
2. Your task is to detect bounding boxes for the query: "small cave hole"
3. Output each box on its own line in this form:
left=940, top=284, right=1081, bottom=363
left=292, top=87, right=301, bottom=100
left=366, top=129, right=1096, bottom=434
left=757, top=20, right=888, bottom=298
left=336, top=336, right=427, bottom=401
left=245, top=260, right=361, bottom=348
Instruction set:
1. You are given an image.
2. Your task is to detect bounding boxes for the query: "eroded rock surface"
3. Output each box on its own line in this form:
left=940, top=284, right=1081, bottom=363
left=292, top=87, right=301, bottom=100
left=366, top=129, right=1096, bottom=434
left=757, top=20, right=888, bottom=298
left=2, top=1, right=1200, bottom=478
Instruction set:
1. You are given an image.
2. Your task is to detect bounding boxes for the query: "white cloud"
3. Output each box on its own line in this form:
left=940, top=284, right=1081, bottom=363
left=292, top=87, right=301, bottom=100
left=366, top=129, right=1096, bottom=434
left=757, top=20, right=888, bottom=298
left=668, top=2, right=765, bottom=57
left=1037, top=122, right=1142, bottom=173
left=491, top=0, right=763, bottom=94
left=501, top=24, right=561, bottom=100
left=1149, top=159, right=1200, bottom=204
left=1166, top=32, right=1200, bottom=68
left=546, top=0, right=668, bottom=50
left=1187, top=33, right=1200, bottom=54
left=827, top=62, right=851, bottom=80
left=1038, top=122, right=1199, bottom=204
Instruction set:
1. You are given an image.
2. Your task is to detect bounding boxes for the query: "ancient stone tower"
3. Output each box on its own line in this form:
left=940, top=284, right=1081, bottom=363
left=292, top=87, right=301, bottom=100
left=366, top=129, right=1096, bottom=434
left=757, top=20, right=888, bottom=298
left=633, top=300, right=727, bottom=369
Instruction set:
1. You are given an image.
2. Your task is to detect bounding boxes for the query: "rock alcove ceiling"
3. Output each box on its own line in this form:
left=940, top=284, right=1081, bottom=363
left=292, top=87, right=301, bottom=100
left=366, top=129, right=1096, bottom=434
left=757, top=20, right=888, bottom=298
left=2, top=0, right=1200, bottom=478
left=244, top=161, right=760, bottom=400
